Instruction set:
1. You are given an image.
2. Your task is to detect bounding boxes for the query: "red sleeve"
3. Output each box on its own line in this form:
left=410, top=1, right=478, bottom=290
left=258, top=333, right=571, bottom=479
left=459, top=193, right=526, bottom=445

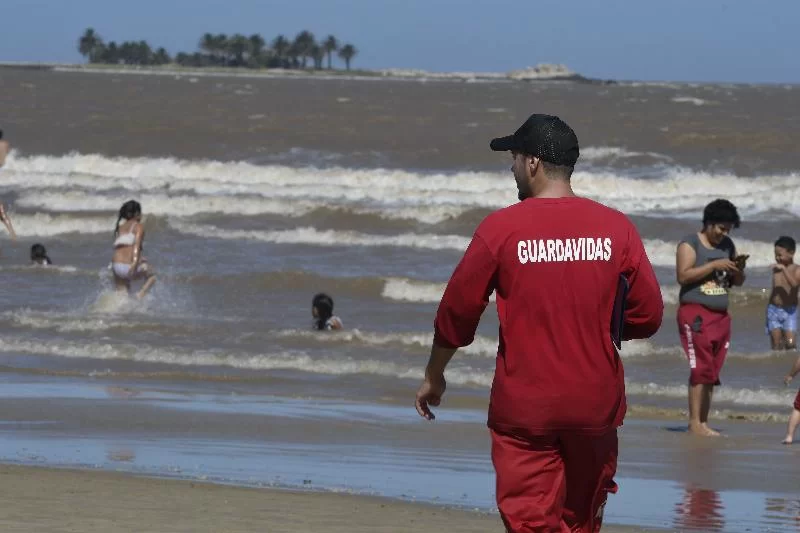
left=621, top=222, right=664, bottom=340
left=433, top=234, right=498, bottom=349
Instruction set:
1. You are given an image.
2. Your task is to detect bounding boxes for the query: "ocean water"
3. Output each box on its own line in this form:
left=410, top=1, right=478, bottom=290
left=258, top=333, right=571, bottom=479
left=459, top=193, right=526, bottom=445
left=0, top=68, right=799, bottom=530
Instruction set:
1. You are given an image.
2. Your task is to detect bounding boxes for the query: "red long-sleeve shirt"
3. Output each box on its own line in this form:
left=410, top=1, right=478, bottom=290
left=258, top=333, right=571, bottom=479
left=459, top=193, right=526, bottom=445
left=434, top=197, right=663, bottom=435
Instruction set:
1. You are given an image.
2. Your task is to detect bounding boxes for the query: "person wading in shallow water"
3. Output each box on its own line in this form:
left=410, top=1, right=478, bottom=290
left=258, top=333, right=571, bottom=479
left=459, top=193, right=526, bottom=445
left=111, top=200, right=156, bottom=299
left=675, top=199, right=745, bottom=437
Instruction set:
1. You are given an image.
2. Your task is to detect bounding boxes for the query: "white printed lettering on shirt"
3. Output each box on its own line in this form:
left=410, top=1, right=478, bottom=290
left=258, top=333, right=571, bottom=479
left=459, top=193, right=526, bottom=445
left=517, top=237, right=612, bottom=264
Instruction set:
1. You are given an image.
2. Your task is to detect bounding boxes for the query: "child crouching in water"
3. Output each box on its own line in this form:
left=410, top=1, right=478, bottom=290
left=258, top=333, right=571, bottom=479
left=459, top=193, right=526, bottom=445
left=782, top=353, right=800, bottom=444
left=311, top=293, right=343, bottom=331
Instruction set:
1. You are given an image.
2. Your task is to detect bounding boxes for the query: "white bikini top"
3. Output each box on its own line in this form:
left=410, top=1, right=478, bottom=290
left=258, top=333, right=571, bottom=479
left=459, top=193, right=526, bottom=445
left=113, top=223, right=137, bottom=248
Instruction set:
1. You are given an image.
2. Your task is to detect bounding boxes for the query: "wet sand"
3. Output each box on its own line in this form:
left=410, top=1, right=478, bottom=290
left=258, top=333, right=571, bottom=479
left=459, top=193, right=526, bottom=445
left=0, top=464, right=666, bottom=533
left=1, top=383, right=799, bottom=531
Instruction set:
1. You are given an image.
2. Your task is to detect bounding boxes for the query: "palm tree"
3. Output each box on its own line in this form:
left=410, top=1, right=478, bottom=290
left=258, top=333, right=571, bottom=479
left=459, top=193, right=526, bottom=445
left=215, top=33, right=229, bottom=65
left=322, top=35, right=338, bottom=69
left=293, top=30, right=316, bottom=68
left=137, top=41, right=153, bottom=65
left=190, top=52, right=212, bottom=67
left=286, top=41, right=302, bottom=69
left=153, top=47, right=171, bottom=65
left=78, top=28, right=104, bottom=63
left=271, top=35, right=290, bottom=67
left=338, top=44, right=357, bottom=71
left=248, top=33, right=266, bottom=66
left=229, top=33, right=249, bottom=66
left=118, top=41, right=135, bottom=64
left=310, top=44, right=325, bottom=70
left=102, top=41, right=120, bottom=64
left=200, top=33, right=216, bottom=58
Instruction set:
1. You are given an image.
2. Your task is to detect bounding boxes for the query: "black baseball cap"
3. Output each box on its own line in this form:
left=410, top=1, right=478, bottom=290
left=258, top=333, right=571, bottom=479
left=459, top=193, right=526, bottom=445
left=489, top=114, right=579, bottom=167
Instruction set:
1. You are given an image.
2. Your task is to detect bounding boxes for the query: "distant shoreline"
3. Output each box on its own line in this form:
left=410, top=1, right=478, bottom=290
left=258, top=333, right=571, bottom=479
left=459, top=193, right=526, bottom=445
left=0, top=61, right=614, bottom=85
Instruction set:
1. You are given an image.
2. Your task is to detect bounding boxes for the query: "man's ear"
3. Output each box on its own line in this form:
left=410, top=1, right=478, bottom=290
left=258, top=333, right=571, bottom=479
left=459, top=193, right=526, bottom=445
left=529, top=156, right=540, bottom=174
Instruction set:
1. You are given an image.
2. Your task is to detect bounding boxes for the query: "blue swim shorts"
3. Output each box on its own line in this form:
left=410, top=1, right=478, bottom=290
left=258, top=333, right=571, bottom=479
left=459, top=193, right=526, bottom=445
left=766, top=303, right=797, bottom=333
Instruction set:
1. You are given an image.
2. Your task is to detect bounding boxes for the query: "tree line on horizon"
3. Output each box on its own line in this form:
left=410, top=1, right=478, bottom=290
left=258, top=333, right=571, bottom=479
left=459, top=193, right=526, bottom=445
left=78, top=28, right=359, bottom=71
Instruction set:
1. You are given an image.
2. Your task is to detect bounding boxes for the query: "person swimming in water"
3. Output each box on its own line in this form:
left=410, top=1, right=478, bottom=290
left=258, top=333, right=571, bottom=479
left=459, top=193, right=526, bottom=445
left=311, top=293, right=343, bottom=330
left=30, top=243, right=52, bottom=265
left=111, top=200, right=156, bottom=299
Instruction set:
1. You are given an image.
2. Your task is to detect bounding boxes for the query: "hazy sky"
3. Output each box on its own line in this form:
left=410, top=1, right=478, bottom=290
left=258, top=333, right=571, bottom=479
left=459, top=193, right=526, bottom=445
left=1, top=0, right=798, bottom=83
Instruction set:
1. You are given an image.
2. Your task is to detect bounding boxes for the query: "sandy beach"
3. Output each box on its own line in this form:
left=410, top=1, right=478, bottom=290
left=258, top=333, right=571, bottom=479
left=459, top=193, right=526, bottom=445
left=0, top=464, right=669, bottom=533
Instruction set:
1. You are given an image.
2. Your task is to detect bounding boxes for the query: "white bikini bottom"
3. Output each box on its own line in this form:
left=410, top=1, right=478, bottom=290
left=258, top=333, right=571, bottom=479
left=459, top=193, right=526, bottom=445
left=111, top=262, right=147, bottom=280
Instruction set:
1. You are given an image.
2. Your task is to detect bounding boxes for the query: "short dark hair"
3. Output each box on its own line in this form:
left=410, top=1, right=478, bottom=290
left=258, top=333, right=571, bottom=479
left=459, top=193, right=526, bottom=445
left=541, top=161, right=574, bottom=181
left=702, top=199, right=740, bottom=229
left=0, top=129, right=3, bottom=140
left=775, top=236, right=796, bottom=253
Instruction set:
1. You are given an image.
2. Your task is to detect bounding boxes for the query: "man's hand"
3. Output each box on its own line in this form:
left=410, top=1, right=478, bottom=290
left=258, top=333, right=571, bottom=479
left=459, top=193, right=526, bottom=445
left=773, top=264, right=787, bottom=273
left=712, top=258, right=738, bottom=272
left=415, top=373, right=446, bottom=421
left=785, top=374, right=794, bottom=387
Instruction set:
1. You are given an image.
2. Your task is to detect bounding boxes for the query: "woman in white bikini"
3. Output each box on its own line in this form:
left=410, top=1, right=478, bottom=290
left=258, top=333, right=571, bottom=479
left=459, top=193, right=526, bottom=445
left=111, top=200, right=156, bottom=299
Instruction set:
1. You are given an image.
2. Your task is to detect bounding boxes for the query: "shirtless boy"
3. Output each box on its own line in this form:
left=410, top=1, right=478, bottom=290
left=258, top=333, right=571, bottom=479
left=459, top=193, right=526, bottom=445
left=767, top=236, right=799, bottom=350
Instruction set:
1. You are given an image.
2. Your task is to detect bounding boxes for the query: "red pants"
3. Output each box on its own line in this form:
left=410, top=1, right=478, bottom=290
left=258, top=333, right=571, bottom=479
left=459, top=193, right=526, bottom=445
left=491, top=429, right=618, bottom=533
left=677, top=303, right=731, bottom=385
left=794, top=389, right=800, bottom=411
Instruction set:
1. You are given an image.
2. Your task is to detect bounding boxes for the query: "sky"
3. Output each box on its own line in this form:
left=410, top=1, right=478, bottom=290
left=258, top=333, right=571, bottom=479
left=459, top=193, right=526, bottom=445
left=1, top=0, right=798, bottom=84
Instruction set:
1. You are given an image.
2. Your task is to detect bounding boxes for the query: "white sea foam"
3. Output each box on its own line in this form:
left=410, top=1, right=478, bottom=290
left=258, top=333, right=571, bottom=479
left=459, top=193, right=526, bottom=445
left=16, top=191, right=303, bottom=218
left=15, top=191, right=470, bottom=225
left=275, top=327, right=671, bottom=361
left=0, top=213, right=110, bottom=237
left=0, top=337, right=491, bottom=386
left=168, top=222, right=472, bottom=251
left=0, top=336, right=659, bottom=390
left=381, top=279, right=768, bottom=309
left=2, top=334, right=788, bottom=402
left=383, top=278, right=683, bottom=306
left=382, top=278, right=447, bottom=303
left=167, top=220, right=779, bottom=269
left=626, top=381, right=795, bottom=407
left=580, top=146, right=672, bottom=162
left=1, top=309, right=133, bottom=333
left=0, top=264, right=83, bottom=274
left=671, top=96, right=715, bottom=106
left=272, top=328, right=499, bottom=358
left=3, top=152, right=799, bottom=222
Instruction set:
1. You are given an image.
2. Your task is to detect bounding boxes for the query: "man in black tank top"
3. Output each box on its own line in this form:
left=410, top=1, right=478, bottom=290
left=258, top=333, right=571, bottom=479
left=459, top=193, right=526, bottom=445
left=675, top=199, right=745, bottom=437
